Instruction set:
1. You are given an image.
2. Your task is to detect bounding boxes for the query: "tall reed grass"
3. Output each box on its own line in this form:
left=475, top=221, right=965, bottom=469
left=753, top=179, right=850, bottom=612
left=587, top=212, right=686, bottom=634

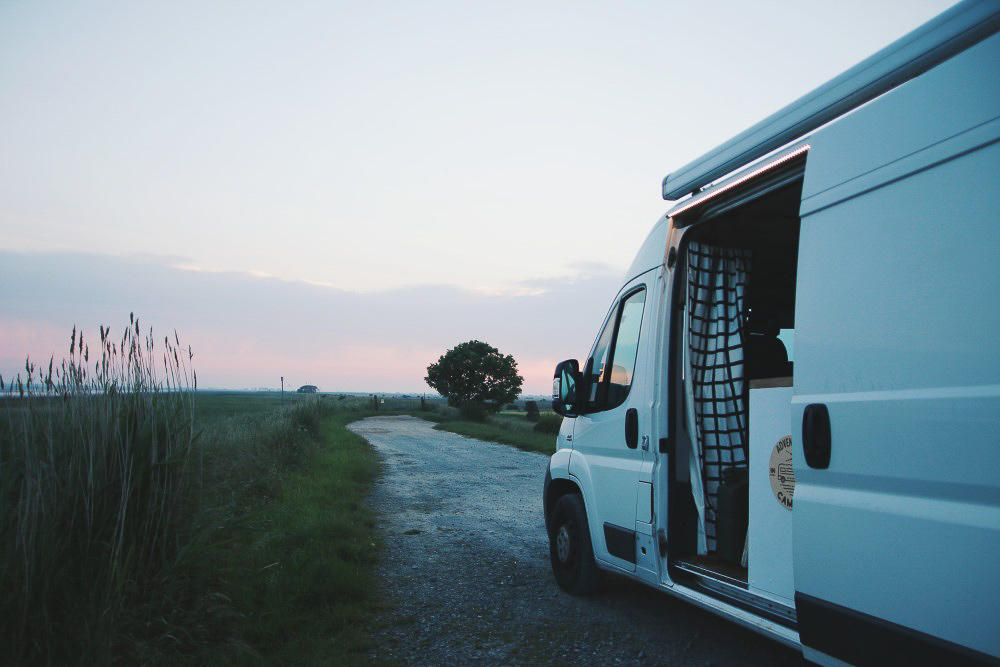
left=0, top=315, right=198, bottom=664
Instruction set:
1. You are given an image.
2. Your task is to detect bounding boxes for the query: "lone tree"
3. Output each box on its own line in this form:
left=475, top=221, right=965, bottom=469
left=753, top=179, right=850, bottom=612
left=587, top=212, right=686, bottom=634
left=425, top=340, right=523, bottom=420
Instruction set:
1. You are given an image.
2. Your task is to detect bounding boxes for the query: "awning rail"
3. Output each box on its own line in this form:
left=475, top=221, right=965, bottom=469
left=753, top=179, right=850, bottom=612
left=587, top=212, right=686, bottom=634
left=662, top=0, right=1000, bottom=201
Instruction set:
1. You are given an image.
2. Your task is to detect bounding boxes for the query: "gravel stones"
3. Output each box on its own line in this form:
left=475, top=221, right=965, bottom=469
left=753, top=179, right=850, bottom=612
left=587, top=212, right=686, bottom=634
left=351, top=416, right=805, bottom=666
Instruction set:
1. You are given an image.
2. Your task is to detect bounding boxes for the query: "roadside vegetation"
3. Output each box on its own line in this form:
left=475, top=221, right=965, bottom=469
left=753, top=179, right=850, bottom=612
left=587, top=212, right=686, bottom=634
left=421, top=406, right=561, bottom=455
left=419, top=339, right=562, bottom=453
left=197, top=406, right=384, bottom=666
left=0, top=318, right=558, bottom=663
left=1, top=319, right=203, bottom=665
left=424, top=340, right=523, bottom=419
left=0, top=320, right=395, bottom=665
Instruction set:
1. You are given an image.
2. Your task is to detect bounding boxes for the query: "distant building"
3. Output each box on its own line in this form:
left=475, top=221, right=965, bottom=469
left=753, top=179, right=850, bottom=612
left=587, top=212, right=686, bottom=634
left=296, top=385, right=318, bottom=393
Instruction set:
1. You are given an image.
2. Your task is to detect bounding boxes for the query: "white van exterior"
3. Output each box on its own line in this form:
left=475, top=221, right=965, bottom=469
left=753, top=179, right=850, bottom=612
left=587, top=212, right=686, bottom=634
left=542, top=2, right=1000, bottom=665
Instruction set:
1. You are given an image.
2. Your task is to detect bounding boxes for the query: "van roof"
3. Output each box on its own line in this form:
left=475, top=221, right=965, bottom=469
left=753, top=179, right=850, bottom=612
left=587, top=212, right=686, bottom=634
left=661, top=0, right=1000, bottom=201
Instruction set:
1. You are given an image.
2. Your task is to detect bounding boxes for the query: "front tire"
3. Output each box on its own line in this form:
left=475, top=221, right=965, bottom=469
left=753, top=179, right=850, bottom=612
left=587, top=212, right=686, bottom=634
left=548, top=493, right=603, bottom=594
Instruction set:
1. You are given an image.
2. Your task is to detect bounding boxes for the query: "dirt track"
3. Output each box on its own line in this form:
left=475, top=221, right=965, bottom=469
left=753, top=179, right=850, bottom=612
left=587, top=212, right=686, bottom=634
left=349, top=415, right=806, bottom=666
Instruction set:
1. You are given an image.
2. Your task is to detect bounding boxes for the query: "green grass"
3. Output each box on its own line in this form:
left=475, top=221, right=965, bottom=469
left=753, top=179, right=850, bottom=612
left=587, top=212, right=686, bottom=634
left=0, top=319, right=396, bottom=665
left=1, top=321, right=202, bottom=666
left=427, top=412, right=559, bottom=455
left=193, top=390, right=304, bottom=420
left=1, top=316, right=552, bottom=663
left=192, top=391, right=372, bottom=421
left=400, top=404, right=562, bottom=455
left=201, top=410, right=383, bottom=666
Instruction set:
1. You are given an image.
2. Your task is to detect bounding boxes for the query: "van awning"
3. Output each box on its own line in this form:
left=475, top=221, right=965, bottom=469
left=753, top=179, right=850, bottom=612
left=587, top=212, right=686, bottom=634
left=662, top=0, right=1000, bottom=201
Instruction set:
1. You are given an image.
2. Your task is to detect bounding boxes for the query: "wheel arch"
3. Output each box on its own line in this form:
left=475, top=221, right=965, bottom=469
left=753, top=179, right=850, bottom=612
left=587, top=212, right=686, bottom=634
left=544, top=474, right=583, bottom=532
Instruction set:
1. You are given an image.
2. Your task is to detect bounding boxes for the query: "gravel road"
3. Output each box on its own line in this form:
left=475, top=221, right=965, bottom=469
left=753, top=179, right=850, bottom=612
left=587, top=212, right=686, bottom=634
left=350, top=415, right=807, bottom=666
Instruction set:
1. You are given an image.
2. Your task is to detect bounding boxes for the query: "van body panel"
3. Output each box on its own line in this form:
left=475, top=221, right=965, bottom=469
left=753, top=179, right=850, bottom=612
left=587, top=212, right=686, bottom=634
left=796, top=143, right=1000, bottom=394
left=548, top=447, right=573, bottom=484
left=622, top=216, right=669, bottom=284
left=801, top=31, right=1000, bottom=215
left=565, top=429, right=639, bottom=569
left=568, top=270, right=656, bottom=570
left=555, top=417, right=575, bottom=455
left=792, top=88, right=1000, bottom=656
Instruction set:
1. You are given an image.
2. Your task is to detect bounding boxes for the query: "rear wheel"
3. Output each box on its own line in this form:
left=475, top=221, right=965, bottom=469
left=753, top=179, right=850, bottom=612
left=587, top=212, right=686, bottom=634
left=548, top=493, right=603, bottom=594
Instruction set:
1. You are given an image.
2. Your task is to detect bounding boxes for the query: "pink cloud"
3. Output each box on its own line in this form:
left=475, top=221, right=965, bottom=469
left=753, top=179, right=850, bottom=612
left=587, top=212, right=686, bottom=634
left=0, top=251, right=620, bottom=394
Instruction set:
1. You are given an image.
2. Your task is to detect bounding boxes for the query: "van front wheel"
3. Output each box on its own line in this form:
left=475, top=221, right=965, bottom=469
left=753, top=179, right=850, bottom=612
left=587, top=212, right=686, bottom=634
left=549, top=494, right=603, bottom=594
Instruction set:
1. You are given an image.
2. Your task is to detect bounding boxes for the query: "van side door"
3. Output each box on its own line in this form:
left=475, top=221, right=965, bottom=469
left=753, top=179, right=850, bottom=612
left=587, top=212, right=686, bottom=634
left=570, top=278, right=649, bottom=571
left=792, top=34, right=1000, bottom=665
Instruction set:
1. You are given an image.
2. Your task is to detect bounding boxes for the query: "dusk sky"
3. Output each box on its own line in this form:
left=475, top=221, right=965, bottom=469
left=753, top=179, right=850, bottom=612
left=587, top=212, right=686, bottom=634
left=1, top=0, right=955, bottom=394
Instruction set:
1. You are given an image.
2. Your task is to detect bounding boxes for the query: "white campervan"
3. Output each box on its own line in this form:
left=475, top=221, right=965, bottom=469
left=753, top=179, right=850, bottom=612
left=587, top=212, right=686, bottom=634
left=543, top=2, right=1000, bottom=665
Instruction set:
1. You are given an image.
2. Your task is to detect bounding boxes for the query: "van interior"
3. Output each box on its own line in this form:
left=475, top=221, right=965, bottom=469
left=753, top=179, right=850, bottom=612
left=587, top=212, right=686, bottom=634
left=666, top=174, right=802, bottom=624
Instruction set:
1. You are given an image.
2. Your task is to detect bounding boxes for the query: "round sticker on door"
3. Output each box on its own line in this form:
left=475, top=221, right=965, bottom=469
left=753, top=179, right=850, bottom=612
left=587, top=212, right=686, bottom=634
left=769, top=435, right=795, bottom=510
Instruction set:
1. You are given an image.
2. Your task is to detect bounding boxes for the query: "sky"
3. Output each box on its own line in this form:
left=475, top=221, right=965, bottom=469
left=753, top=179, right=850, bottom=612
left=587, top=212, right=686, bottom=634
left=0, top=0, right=956, bottom=394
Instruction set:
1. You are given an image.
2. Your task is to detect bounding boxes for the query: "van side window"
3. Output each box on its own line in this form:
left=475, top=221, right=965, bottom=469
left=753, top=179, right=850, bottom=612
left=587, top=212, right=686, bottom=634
left=584, top=288, right=646, bottom=412
left=585, top=311, right=616, bottom=406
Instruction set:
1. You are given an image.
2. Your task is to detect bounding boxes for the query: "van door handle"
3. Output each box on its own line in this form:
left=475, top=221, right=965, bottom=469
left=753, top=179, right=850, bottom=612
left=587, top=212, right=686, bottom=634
left=625, top=408, right=638, bottom=449
left=802, top=403, right=831, bottom=469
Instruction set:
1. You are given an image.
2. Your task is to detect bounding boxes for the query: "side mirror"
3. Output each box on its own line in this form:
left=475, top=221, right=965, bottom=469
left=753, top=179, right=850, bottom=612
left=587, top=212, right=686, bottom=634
left=552, top=359, right=581, bottom=417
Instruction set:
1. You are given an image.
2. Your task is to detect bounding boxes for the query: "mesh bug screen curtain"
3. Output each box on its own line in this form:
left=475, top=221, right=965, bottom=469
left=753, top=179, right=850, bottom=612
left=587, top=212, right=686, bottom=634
left=683, top=242, right=751, bottom=555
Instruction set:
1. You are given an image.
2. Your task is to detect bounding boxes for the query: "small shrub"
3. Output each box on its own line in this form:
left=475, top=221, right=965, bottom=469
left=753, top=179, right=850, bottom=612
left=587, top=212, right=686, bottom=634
left=525, top=400, right=539, bottom=422
left=533, top=414, right=562, bottom=435
left=458, top=401, right=488, bottom=421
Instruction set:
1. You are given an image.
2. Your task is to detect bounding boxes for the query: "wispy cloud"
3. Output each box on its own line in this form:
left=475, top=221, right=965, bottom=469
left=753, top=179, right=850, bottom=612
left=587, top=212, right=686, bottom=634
left=0, top=250, right=623, bottom=394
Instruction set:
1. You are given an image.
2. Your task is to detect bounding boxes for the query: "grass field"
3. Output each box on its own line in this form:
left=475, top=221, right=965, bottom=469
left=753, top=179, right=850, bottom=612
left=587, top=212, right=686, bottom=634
left=197, top=407, right=385, bottom=666
left=423, top=409, right=561, bottom=455
left=192, top=390, right=308, bottom=420
left=2, top=326, right=555, bottom=666
left=0, top=333, right=396, bottom=667
left=190, top=390, right=405, bottom=421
